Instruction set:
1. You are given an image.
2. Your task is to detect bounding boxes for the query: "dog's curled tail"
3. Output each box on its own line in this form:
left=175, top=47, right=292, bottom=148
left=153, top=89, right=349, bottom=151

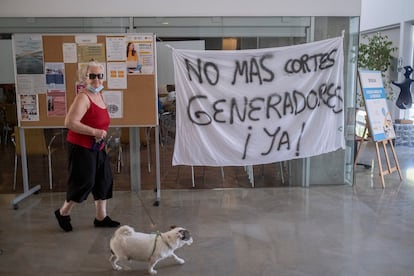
left=115, top=225, right=135, bottom=236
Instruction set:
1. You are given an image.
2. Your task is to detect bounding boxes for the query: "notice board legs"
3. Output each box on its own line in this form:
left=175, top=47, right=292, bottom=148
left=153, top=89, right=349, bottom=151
left=12, top=185, right=41, bottom=209
left=12, top=128, right=41, bottom=209
left=129, top=126, right=160, bottom=206
left=129, top=128, right=141, bottom=192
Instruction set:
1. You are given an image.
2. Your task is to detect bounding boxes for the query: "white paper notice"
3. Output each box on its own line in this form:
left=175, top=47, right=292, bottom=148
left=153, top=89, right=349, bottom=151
left=19, top=94, right=39, bottom=121
left=75, top=35, right=97, bottom=44
left=106, top=36, right=126, bottom=61
left=16, top=74, right=47, bottom=95
left=107, top=62, right=127, bottom=89
left=63, top=43, right=77, bottom=63
left=102, top=90, right=123, bottom=118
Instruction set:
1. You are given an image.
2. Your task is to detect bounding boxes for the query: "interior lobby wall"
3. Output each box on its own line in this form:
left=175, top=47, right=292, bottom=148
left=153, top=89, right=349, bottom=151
left=1, top=0, right=361, bottom=17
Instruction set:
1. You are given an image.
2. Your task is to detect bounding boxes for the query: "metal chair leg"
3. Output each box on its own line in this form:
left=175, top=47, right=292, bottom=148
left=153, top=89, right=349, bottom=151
left=279, top=162, right=285, bottom=184
left=13, top=154, right=18, bottom=191
left=47, top=136, right=56, bottom=190
left=48, top=150, right=53, bottom=190
left=191, top=166, right=195, bottom=188
left=117, top=144, right=123, bottom=173
left=146, top=127, right=151, bottom=173
left=245, top=165, right=255, bottom=188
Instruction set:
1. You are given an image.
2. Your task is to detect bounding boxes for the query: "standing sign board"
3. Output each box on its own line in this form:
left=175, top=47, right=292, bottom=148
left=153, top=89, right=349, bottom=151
left=357, top=69, right=402, bottom=188
left=358, top=70, right=395, bottom=141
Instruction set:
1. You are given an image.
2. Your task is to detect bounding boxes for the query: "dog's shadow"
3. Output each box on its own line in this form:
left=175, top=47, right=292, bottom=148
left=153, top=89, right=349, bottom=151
left=110, top=258, right=184, bottom=274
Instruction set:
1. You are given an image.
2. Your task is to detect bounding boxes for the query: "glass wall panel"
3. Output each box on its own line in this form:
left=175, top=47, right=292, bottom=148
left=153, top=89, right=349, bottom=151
left=0, top=15, right=360, bottom=186
left=307, top=16, right=360, bottom=186
left=146, top=16, right=359, bottom=186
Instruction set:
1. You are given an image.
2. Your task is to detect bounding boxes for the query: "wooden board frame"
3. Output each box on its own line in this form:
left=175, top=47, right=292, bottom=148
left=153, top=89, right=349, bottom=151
left=14, top=34, right=157, bottom=128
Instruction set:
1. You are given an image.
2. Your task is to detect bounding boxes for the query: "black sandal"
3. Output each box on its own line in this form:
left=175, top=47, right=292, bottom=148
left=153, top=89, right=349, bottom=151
left=54, top=209, right=73, bottom=232
left=93, top=216, right=120, bottom=228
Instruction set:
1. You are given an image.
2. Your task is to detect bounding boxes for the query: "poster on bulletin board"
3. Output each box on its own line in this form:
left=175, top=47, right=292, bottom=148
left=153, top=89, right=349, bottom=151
left=358, top=69, right=396, bottom=142
left=12, top=33, right=157, bottom=128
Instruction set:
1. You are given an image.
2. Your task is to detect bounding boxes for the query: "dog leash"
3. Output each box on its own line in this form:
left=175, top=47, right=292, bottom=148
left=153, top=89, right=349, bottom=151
left=148, top=231, right=173, bottom=260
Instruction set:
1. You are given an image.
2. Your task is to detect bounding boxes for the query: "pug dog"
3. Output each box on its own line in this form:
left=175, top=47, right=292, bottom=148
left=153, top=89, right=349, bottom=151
left=109, top=225, right=193, bottom=274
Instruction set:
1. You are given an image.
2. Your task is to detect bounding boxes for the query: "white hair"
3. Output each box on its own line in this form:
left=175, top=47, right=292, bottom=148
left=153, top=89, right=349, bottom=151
left=86, top=60, right=105, bottom=72
left=78, top=60, right=105, bottom=83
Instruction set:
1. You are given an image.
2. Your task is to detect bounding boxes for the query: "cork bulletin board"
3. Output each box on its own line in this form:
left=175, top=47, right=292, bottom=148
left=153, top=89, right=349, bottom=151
left=13, top=34, right=157, bottom=128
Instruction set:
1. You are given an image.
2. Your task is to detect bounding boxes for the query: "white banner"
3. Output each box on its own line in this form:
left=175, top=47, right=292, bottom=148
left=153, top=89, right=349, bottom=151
left=172, top=37, right=345, bottom=166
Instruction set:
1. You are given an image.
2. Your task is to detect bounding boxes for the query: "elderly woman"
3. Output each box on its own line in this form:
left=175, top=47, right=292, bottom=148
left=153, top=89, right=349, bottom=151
left=54, top=60, right=120, bottom=232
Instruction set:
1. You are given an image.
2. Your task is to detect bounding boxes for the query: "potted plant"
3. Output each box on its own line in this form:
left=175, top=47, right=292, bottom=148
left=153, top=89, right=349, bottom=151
left=356, top=32, right=397, bottom=107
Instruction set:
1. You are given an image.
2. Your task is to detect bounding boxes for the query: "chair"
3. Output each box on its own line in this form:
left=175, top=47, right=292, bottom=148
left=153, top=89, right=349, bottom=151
left=105, top=127, right=150, bottom=174
left=0, top=104, right=5, bottom=144
left=354, top=109, right=372, bottom=169
left=3, top=103, right=17, bottom=145
left=189, top=166, right=225, bottom=188
left=159, top=111, right=225, bottom=187
left=240, top=162, right=288, bottom=188
left=159, top=111, right=176, bottom=146
left=11, top=127, right=58, bottom=190
left=109, top=127, right=130, bottom=174
left=117, top=127, right=130, bottom=173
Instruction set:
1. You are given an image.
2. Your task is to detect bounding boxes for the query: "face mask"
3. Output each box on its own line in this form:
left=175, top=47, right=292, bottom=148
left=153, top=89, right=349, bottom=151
left=87, top=85, right=104, bottom=93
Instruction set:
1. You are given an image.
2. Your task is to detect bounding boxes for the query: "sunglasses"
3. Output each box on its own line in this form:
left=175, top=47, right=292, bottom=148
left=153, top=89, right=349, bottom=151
left=88, top=73, right=104, bottom=80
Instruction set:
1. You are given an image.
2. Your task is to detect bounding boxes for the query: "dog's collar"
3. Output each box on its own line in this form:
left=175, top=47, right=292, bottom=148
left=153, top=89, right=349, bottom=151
left=160, top=233, right=173, bottom=250
left=148, top=231, right=161, bottom=260
left=148, top=231, right=173, bottom=260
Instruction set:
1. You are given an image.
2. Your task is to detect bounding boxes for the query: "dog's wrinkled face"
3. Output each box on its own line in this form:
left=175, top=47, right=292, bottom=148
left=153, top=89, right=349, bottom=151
left=170, top=226, right=193, bottom=245
left=178, top=229, right=191, bottom=241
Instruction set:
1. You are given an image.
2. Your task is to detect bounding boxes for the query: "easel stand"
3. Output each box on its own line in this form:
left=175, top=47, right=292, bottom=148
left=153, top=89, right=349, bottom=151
left=357, top=69, right=404, bottom=188
left=374, top=139, right=403, bottom=188
left=354, top=124, right=403, bottom=188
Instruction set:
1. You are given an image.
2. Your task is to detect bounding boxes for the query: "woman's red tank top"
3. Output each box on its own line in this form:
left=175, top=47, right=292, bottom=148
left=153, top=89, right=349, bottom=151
left=66, top=93, right=110, bottom=149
